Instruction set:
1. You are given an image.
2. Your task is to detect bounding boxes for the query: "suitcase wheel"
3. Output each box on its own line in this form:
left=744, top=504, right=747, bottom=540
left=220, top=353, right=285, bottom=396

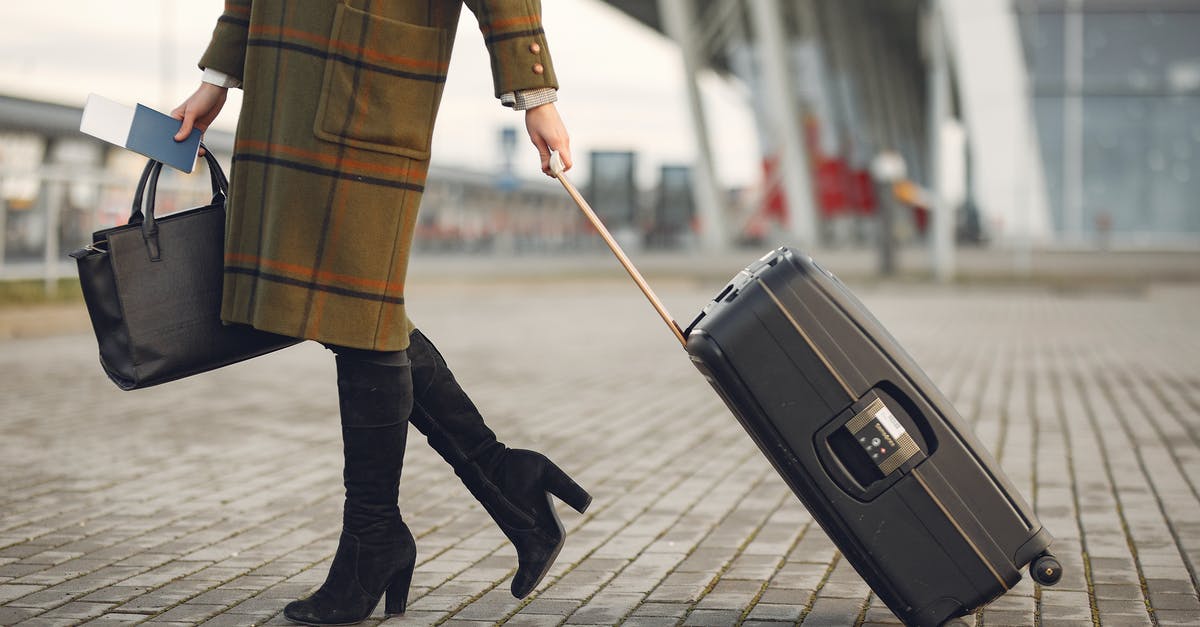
left=1030, top=553, right=1063, bottom=586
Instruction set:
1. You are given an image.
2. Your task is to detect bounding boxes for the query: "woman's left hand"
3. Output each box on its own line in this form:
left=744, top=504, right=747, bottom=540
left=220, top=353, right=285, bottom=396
left=525, top=103, right=571, bottom=177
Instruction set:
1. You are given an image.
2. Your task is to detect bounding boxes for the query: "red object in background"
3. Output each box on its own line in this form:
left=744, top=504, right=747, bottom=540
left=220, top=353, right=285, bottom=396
left=815, top=158, right=848, bottom=218
left=764, top=153, right=858, bottom=222
left=850, top=170, right=876, bottom=215
left=911, top=205, right=930, bottom=234
left=754, top=115, right=882, bottom=237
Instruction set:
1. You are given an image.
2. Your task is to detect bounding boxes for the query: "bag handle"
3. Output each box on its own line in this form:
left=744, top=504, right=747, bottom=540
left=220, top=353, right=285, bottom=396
left=128, top=145, right=228, bottom=261
left=550, top=151, right=687, bottom=348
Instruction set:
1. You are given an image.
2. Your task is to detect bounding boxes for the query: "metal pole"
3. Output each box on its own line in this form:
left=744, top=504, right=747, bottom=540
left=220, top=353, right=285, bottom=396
left=872, top=151, right=906, bottom=277
left=926, top=0, right=955, bottom=282
left=42, top=177, right=64, bottom=296
left=658, top=0, right=728, bottom=252
left=1063, top=0, right=1085, bottom=243
left=747, top=0, right=819, bottom=249
left=0, top=172, right=7, bottom=276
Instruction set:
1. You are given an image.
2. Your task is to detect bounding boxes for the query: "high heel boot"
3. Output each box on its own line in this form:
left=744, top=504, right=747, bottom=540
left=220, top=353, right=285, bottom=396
left=283, top=351, right=418, bottom=625
left=406, top=329, right=592, bottom=598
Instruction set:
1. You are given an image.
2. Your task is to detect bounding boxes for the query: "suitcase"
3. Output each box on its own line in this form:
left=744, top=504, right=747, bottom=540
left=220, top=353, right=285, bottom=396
left=549, top=155, right=1061, bottom=627
left=684, top=248, right=1061, bottom=626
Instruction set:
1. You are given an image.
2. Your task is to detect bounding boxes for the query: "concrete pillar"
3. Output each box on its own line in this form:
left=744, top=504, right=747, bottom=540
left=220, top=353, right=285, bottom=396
left=941, top=0, right=1052, bottom=243
left=926, top=1, right=955, bottom=282
left=0, top=172, right=7, bottom=274
left=1063, top=0, right=1085, bottom=242
left=41, top=178, right=63, bottom=295
left=658, top=0, right=728, bottom=252
left=747, top=0, right=819, bottom=249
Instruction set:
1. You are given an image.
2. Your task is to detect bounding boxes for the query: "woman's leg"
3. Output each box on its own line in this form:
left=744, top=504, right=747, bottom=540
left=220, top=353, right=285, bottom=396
left=283, top=347, right=417, bottom=625
left=406, top=329, right=591, bottom=598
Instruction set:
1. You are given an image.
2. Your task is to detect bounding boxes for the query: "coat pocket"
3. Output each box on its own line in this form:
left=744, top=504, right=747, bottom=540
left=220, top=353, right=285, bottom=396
left=314, top=3, right=448, bottom=160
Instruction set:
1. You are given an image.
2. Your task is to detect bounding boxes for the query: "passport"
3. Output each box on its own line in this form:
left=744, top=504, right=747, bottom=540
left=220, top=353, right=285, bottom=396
left=80, top=94, right=202, bottom=173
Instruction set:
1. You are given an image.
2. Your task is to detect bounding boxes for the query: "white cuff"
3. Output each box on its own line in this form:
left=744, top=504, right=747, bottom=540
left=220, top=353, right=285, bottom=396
left=201, top=67, right=241, bottom=89
left=501, top=88, right=557, bottom=111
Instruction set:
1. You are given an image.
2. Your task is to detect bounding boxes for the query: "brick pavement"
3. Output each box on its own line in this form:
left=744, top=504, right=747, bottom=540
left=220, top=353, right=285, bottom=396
left=1, top=277, right=1198, bottom=626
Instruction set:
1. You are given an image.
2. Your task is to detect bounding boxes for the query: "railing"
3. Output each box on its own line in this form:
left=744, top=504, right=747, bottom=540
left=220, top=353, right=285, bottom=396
left=0, top=165, right=216, bottom=293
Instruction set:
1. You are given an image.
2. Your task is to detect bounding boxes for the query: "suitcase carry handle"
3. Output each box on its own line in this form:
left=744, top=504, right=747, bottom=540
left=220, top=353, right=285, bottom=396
left=551, top=151, right=688, bottom=347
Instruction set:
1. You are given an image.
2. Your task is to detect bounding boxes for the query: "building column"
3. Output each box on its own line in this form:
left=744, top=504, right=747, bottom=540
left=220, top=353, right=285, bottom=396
left=658, top=0, right=728, bottom=252
left=926, top=0, right=955, bottom=282
left=747, top=0, right=819, bottom=249
left=1062, top=0, right=1085, bottom=242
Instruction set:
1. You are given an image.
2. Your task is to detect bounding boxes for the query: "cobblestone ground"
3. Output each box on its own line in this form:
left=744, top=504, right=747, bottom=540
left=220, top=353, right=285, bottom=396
left=2, top=278, right=1199, bottom=626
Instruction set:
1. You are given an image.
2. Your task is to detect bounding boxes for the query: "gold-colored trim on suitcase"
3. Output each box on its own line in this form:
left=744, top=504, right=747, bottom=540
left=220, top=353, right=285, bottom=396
left=760, top=280, right=1009, bottom=591
left=913, top=468, right=1009, bottom=589
left=760, top=280, right=856, bottom=398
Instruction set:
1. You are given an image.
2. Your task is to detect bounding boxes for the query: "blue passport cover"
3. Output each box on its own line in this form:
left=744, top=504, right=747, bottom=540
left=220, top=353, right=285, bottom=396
left=125, top=104, right=201, bottom=173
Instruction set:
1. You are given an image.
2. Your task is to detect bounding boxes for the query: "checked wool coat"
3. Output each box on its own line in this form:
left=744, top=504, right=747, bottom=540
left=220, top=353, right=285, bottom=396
left=199, top=0, right=558, bottom=350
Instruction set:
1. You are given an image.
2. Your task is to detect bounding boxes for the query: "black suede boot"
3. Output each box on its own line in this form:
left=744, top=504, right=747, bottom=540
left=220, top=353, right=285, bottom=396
left=284, top=351, right=418, bottom=626
left=406, top=329, right=591, bottom=599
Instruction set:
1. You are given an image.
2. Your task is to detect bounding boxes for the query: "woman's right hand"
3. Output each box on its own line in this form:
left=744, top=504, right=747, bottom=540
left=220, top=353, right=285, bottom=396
left=171, top=82, right=228, bottom=146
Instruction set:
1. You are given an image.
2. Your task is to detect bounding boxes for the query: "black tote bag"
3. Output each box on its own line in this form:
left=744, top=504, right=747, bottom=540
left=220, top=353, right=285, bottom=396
left=70, top=149, right=300, bottom=390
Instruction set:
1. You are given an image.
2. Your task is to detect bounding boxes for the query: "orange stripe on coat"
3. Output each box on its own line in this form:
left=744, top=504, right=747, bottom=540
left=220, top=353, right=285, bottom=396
left=226, top=253, right=405, bottom=295
left=235, top=140, right=428, bottom=182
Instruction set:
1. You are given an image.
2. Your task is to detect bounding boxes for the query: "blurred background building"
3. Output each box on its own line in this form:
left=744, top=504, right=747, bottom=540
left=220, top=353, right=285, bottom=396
left=1, top=0, right=1197, bottom=286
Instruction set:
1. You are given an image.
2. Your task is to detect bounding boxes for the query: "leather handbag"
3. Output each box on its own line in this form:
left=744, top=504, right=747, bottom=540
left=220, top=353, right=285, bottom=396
left=70, top=148, right=300, bottom=390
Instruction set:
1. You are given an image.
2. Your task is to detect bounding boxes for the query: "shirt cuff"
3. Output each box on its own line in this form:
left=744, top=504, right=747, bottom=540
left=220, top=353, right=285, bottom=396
left=201, top=67, right=241, bottom=89
left=501, top=88, right=558, bottom=111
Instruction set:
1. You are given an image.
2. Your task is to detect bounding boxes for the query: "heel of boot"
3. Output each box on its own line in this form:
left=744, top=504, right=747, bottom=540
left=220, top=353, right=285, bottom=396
left=383, top=561, right=414, bottom=615
left=544, top=464, right=592, bottom=514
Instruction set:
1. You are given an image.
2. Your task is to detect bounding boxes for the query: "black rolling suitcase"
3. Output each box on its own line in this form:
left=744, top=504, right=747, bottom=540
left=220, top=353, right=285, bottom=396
left=550, top=156, right=1062, bottom=627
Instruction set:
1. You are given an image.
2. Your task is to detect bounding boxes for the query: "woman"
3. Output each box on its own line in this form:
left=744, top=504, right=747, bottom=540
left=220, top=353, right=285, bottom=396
left=171, top=1, right=590, bottom=624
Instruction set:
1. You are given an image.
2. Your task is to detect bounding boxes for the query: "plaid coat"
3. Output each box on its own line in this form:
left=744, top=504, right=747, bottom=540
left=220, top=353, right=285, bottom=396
left=199, top=0, right=558, bottom=350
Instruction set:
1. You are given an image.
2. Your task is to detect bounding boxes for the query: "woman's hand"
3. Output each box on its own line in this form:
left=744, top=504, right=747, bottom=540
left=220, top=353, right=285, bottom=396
left=525, top=102, right=571, bottom=177
left=171, top=82, right=228, bottom=150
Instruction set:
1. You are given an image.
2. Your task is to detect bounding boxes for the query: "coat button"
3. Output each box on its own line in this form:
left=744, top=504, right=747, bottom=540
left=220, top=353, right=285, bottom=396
left=529, top=42, right=542, bottom=54
left=532, top=63, right=544, bottom=75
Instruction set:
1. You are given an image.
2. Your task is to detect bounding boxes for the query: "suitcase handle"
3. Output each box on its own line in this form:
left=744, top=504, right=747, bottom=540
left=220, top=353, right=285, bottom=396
left=551, top=151, right=688, bottom=348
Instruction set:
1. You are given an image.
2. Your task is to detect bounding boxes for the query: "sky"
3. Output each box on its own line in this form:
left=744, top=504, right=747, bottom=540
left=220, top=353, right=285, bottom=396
left=0, top=0, right=761, bottom=188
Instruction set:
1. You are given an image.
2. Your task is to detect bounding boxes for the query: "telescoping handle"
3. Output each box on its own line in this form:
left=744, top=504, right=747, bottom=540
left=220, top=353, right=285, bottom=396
left=550, top=151, right=688, bottom=348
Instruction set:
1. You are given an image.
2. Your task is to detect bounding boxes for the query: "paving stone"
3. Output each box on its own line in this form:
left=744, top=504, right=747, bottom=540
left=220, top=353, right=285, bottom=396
left=1040, top=603, right=1096, bottom=622
left=1096, top=597, right=1151, bottom=616
left=744, top=602, right=803, bottom=622
left=0, top=584, right=45, bottom=605
left=861, top=606, right=904, bottom=624
left=0, top=606, right=39, bottom=625
left=32, top=601, right=116, bottom=621
left=77, top=614, right=149, bottom=625
left=1148, top=591, right=1200, bottom=611
left=517, top=598, right=580, bottom=615
left=1154, top=609, right=1200, bottom=625
left=151, top=603, right=226, bottom=623
left=628, top=601, right=688, bottom=619
left=4, top=586, right=82, bottom=611
left=682, top=608, right=744, bottom=626
left=799, top=597, right=865, bottom=625
left=621, top=618, right=679, bottom=627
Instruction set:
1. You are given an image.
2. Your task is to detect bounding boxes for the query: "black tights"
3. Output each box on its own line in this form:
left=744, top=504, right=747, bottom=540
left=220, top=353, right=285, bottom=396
left=326, top=343, right=410, bottom=368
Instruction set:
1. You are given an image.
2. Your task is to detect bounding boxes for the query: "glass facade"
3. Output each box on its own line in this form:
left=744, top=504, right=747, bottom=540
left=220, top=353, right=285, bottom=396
left=1018, top=2, right=1200, bottom=243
